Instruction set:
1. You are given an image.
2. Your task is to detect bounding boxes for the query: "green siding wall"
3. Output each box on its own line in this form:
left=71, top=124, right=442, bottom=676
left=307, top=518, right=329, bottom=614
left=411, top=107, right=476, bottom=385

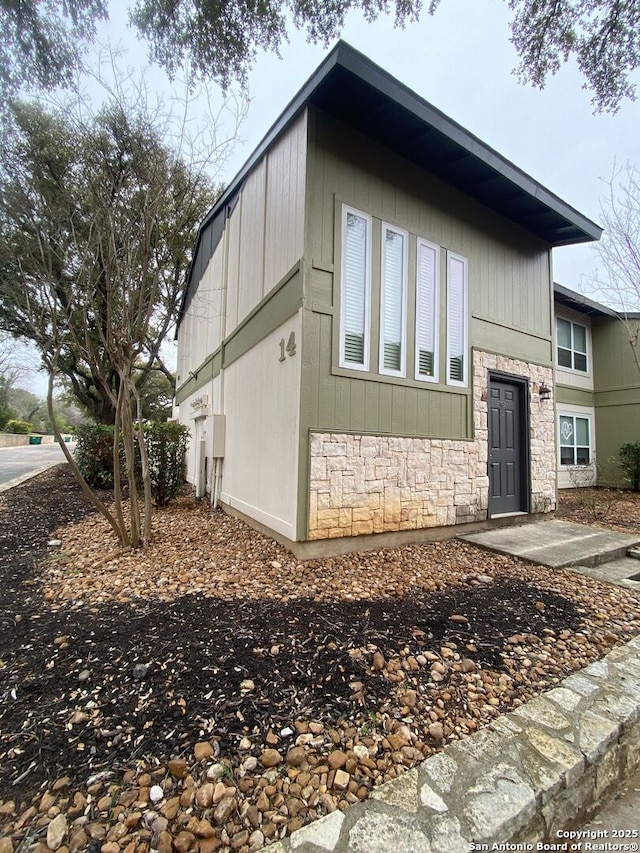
left=595, top=401, right=640, bottom=485
left=591, top=316, right=640, bottom=484
left=592, top=317, right=640, bottom=391
left=555, top=385, right=595, bottom=407
left=302, top=310, right=468, bottom=438
left=301, top=108, right=553, bottom=441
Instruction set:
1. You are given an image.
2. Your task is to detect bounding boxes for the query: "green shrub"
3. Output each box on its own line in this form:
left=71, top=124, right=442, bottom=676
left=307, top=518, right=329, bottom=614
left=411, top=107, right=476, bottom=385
left=74, top=424, right=118, bottom=488
left=619, top=441, right=640, bottom=492
left=75, top=421, right=189, bottom=503
left=5, top=419, right=34, bottom=434
left=139, top=421, right=190, bottom=506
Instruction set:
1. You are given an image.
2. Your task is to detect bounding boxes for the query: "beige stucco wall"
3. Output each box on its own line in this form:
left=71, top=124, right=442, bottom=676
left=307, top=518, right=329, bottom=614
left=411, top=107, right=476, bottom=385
left=221, top=314, right=302, bottom=541
left=178, top=374, right=221, bottom=496
left=308, top=350, right=556, bottom=540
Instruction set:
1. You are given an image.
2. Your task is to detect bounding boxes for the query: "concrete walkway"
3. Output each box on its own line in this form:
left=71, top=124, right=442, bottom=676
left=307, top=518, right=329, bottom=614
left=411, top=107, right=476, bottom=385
left=462, top=518, right=640, bottom=575
left=580, top=768, right=640, bottom=838
left=461, top=517, right=640, bottom=842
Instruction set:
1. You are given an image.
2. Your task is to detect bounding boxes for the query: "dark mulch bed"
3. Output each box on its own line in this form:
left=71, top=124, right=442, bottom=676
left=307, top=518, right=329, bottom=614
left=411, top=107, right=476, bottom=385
left=0, top=466, right=637, bottom=814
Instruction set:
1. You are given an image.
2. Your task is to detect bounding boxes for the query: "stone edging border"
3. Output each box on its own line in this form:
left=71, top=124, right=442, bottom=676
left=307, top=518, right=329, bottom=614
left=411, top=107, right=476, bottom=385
left=267, top=634, right=640, bottom=853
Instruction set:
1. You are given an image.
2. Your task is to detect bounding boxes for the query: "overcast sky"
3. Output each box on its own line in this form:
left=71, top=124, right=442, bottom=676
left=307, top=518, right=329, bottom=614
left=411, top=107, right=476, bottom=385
left=18, top=0, right=640, bottom=393
left=97, top=0, right=639, bottom=296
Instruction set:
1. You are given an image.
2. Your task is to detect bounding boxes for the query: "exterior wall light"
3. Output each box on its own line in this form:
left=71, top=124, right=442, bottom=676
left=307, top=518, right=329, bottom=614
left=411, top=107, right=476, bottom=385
left=539, top=382, right=551, bottom=401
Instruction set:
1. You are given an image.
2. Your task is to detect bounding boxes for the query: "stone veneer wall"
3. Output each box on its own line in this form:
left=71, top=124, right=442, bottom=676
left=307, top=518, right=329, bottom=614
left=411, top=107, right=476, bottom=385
left=308, top=350, right=556, bottom=540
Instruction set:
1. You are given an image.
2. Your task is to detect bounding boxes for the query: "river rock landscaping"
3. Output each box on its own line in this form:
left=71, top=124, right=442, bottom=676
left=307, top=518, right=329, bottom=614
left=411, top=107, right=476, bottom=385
left=1, top=466, right=639, bottom=853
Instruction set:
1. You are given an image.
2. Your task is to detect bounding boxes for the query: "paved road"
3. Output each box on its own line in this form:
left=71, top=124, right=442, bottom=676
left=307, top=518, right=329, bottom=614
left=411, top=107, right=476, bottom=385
left=0, top=442, right=73, bottom=490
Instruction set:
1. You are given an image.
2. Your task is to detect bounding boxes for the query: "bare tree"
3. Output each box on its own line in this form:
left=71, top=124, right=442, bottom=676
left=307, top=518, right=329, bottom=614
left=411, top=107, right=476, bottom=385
left=0, top=70, right=241, bottom=547
left=592, top=163, right=640, bottom=374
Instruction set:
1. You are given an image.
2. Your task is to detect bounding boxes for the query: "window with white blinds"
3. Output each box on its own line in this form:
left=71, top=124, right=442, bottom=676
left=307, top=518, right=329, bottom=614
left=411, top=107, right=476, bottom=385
left=379, top=224, right=408, bottom=376
left=415, top=238, right=439, bottom=382
left=446, top=252, right=468, bottom=386
left=340, top=207, right=371, bottom=370
left=339, top=205, right=469, bottom=388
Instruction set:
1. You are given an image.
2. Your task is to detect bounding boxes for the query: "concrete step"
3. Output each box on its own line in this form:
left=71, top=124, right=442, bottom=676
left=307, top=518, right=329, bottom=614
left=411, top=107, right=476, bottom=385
left=461, top=519, right=640, bottom=569
left=568, top=557, right=640, bottom=588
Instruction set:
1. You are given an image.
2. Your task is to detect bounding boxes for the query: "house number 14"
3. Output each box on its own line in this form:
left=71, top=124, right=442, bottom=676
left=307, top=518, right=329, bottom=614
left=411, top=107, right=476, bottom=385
left=279, top=332, right=296, bottom=361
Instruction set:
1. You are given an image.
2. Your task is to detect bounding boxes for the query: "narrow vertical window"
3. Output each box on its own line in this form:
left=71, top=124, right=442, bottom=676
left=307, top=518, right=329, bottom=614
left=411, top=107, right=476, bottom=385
left=379, top=223, right=408, bottom=376
left=447, top=252, right=468, bottom=386
left=340, top=207, right=371, bottom=370
left=415, top=238, right=439, bottom=382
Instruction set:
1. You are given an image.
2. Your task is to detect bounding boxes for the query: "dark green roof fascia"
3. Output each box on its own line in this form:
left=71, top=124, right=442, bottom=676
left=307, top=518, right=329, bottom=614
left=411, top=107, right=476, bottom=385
left=179, top=41, right=603, bottom=333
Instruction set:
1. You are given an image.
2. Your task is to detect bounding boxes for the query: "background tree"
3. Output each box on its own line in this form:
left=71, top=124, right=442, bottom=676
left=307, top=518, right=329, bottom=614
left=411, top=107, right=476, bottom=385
left=136, top=367, right=175, bottom=421
left=0, top=0, right=107, bottom=127
left=0, top=331, right=38, bottom=428
left=592, top=163, right=640, bottom=374
left=0, top=80, right=225, bottom=547
left=1, top=0, right=638, bottom=122
left=0, top=95, right=216, bottom=425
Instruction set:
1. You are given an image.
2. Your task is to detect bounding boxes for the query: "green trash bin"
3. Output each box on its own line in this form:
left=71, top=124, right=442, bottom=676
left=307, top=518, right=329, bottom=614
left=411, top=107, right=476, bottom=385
left=29, top=435, right=42, bottom=445
left=64, top=436, right=71, bottom=443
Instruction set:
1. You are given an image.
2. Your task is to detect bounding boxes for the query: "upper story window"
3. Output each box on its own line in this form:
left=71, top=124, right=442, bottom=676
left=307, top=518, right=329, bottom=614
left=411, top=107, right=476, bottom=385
left=339, top=205, right=468, bottom=388
left=557, top=317, right=587, bottom=372
left=415, top=238, right=439, bottom=382
left=379, top=224, right=408, bottom=377
left=340, top=207, right=371, bottom=370
left=446, top=252, right=468, bottom=387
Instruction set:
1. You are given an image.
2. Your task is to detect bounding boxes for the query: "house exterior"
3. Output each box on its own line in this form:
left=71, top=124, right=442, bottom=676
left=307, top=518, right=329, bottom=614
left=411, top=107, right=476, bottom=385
left=554, top=284, right=640, bottom=488
left=175, top=42, right=601, bottom=555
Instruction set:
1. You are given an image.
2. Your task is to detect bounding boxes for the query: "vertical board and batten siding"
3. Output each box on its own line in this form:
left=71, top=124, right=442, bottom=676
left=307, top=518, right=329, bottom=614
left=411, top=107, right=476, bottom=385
left=265, top=118, right=306, bottom=291
left=177, top=242, right=226, bottom=387
left=175, top=112, right=307, bottom=540
left=301, top=109, right=553, bottom=441
left=237, top=160, right=267, bottom=324
left=224, top=112, right=306, bottom=339
left=591, top=316, right=640, bottom=484
left=224, top=196, right=243, bottom=337
left=178, top=111, right=307, bottom=384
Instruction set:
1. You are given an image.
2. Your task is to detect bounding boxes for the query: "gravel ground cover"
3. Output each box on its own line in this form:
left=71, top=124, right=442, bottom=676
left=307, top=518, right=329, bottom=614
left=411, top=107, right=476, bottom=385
left=555, top=486, right=640, bottom=535
left=1, top=467, right=640, bottom=853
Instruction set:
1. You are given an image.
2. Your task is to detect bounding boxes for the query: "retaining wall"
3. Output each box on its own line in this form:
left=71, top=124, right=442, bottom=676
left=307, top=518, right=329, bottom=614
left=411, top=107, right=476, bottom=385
left=268, top=634, right=640, bottom=852
left=0, top=434, right=57, bottom=447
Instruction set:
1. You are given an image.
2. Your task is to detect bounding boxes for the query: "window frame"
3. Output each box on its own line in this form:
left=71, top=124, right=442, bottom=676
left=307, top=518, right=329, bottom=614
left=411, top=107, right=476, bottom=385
left=558, top=412, right=592, bottom=467
left=414, top=237, right=440, bottom=384
left=379, top=221, right=409, bottom=378
left=556, top=316, right=589, bottom=374
left=339, top=205, right=372, bottom=372
left=446, top=251, right=469, bottom=388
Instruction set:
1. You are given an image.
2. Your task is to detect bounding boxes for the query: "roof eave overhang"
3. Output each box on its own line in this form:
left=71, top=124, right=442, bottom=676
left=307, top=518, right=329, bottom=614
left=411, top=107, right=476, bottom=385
left=179, top=42, right=602, bottom=334
left=554, top=283, right=618, bottom=317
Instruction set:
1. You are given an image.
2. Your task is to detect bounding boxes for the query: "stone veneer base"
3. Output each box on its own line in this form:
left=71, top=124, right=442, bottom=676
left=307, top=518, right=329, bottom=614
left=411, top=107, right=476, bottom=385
left=308, top=351, right=556, bottom=541
left=267, top=634, right=640, bottom=853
